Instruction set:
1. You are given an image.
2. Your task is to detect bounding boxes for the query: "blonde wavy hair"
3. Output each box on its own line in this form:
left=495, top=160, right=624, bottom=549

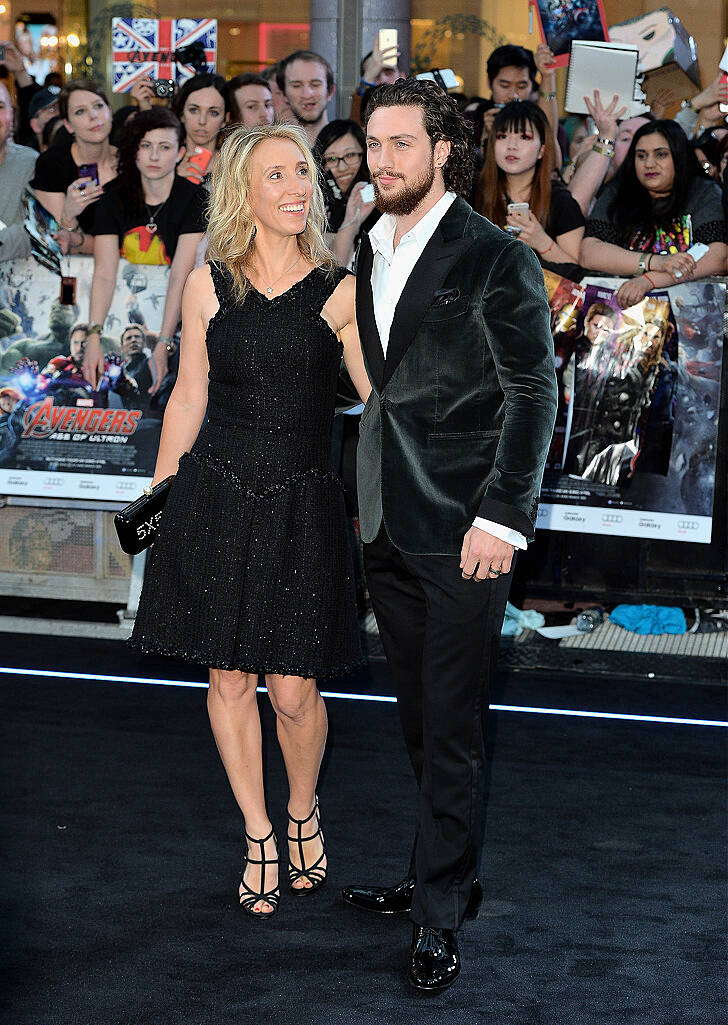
left=206, top=122, right=336, bottom=304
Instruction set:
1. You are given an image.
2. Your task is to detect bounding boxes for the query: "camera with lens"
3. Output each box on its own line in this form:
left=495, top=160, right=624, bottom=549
left=152, top=78, right=175, bottom=99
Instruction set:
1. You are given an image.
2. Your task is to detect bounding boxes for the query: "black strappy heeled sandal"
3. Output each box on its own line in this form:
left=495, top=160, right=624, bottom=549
left=287, top=797, right=327, bottom=895
left=239, top=827, right=280, bottom=919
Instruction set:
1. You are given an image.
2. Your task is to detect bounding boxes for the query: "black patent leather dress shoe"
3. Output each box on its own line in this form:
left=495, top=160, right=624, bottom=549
left=341, top=876, right=415, bottom=914
left=410, top=925, right=460, bottom=990
left=342, top=876, right=483, bottom=918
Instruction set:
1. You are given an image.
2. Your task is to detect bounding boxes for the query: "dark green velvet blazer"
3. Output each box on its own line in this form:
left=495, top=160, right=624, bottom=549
left=354, top=195, right=558, bottom=555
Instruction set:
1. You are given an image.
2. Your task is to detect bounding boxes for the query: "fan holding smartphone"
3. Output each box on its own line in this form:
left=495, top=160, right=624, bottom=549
left=313, top=119, right=379, bottom=268
left=171, top=73, right=230, bottom=185
left=475, top=100, right=585, bottom=274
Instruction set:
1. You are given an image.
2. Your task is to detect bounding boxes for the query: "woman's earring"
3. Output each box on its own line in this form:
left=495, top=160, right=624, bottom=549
left=251, top=225, right=257, bottom=240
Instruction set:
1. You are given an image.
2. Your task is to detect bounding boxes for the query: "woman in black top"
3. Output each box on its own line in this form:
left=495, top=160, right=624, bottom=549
left=313, top=119, right=377, bottom=268
left=31, top=80, right=118, bottom=254
left=171, top=73, right=230, bottom=186
left=83, top=109, right=206, bottom=392
left=581, top=119, right=727, bottom=308
left=475, top=101, right=584, bottom=279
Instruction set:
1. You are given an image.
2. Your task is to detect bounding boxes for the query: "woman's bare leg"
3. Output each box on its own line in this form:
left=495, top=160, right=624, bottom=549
left=266, top=674, right=328, bottom=890
left=207, top=668, right=277, bottom=913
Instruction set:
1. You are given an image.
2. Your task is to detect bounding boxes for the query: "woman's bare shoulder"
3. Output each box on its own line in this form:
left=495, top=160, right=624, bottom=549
left=324, top=269, right=356, bottom=331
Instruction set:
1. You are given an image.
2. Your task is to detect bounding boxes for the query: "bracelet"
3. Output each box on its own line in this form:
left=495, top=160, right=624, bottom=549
left=539, top=90, right=557, bottom=100
left=646, top=253, right=653, bottom=271
left=596, top=135, right=615, bottom=146
left=70, top=227, right=85, bottom=249
left=87, top=322, right=104, bottom=336
left=538, top=239, right=555, bottom=256
left=60, top=218, right=79, bottom=231
left=592, top=142, right=615, bottom=158
left=637, top=253, right=648, bottom=275
left=644, top=272, right=656, bottom=290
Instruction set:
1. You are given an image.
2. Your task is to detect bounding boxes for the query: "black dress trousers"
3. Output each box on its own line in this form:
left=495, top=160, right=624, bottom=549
left=364, top=527, right=513, bottom=930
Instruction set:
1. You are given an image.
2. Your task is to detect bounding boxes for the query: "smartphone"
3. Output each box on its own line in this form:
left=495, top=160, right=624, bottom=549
left=687, top=242, right=709, bottom=262
left=507, top=202, right=530, bottom=216
left=416, top=69, right=458, bottom=89
left=720, top=71, right=728, bottom=115
left=360, top=182, right=375, bottom=203
left=78, top=163, right=99, bottom=185
left=377, top=29, right=398, bottom=69
left=184, top=146, right=212, bottom=182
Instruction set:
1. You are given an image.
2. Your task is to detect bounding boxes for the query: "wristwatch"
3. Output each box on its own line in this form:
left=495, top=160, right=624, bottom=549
left=637, top=254, right=648, bottom=275
left=87, top=322, right=104, bottom=336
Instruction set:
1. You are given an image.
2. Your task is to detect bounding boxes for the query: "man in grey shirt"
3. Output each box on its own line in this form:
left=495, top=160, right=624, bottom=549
left=0, top=82, right=36, bottom=262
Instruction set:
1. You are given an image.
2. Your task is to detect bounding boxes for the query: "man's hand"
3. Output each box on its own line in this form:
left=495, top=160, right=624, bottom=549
left=460, top=526, right=514, bottom=581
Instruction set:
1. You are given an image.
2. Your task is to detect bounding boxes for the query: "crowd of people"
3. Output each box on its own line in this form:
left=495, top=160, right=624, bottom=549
left=0, top=38, right=726, bottom=375
left=1, top=34, right=727, bottom=993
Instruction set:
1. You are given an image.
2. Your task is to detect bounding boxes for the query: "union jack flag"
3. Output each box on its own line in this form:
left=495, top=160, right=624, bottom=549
left=111, top=18, right=217, bottom=93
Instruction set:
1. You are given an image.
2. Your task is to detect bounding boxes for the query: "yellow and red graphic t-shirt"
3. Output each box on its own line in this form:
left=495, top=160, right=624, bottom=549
left=121, top=225, right=171, bottom=266
left=92, top=177, right=207, bottom=266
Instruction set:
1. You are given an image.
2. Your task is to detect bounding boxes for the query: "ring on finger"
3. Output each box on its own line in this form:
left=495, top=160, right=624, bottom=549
left=488, top=565, right=503, bottom=576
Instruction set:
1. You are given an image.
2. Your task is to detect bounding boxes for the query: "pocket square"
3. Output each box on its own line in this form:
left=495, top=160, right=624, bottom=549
left=431, top=288, right=461, bottom=307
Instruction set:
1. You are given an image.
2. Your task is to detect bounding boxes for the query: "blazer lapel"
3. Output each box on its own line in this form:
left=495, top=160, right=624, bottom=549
left=382, top=201, right=474, bottom=388
left=355, top=234, right=385, bottom=391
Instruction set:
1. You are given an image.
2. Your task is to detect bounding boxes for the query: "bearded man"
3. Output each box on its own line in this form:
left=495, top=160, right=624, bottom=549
left=341, top=78, right=558, bottom=991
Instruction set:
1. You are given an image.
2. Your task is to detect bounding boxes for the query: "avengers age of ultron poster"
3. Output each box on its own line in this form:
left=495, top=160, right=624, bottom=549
left=0, top=257, right=176, bottom=501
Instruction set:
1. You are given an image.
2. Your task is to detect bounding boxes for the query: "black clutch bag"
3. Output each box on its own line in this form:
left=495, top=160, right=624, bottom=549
left=114, top=476, right=174, bottom=555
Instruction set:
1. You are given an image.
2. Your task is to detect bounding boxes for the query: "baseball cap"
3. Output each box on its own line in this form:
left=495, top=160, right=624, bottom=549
left=29, top=85, right=61, bottom=120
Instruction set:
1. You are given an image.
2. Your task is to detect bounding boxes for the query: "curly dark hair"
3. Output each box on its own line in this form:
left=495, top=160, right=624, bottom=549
left=363, top=78, right=475, bottom=198
left=116, top=107, right=185, bottom=214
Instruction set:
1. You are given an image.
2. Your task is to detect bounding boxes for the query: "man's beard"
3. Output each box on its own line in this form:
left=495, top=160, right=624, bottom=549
left=373, top=157, right=435, bottom=216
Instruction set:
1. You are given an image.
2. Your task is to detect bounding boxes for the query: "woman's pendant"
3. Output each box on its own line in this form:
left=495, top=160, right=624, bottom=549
left=146, top=220, right=157, bottom=235
left=266, top=286, right=273, bottom=294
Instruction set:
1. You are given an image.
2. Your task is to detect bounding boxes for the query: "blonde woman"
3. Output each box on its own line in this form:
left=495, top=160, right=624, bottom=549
left=131, top=123, right=370, bottom=918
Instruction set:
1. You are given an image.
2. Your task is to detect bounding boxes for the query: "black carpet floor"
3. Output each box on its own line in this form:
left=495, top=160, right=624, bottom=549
left=1, top=634, right=726, bottom=1025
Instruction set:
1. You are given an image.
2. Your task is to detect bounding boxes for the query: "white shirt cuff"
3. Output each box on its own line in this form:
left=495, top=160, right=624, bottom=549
left=472, top=517, right=528, bottom=550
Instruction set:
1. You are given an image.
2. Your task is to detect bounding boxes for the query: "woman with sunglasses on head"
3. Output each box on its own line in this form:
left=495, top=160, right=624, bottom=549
left=130, top=123, right=369, bottom=919
left=31, top=80, right=118, bottom=255
left=475, top=101, right=585, bottom=280
left=314, top=119, right=378, bottom=268
left=82, top=108, right=206, bottom=394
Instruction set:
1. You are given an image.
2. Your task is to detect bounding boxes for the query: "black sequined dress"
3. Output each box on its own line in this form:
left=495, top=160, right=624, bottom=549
left=131, top=262, right=362, bottom=678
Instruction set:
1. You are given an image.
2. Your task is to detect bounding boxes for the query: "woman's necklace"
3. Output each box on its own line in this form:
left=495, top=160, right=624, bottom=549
left=250, top=253, right=302, bottom=297
left=145, top=196, right=170, bottom=235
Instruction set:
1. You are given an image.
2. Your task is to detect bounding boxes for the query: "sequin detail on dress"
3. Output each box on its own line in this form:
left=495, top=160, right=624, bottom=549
left=131, top=262, right=362, bottom=678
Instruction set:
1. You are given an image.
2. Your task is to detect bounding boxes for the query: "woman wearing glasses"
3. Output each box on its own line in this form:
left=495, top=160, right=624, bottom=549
left=314, top=119, right=378, bottom=268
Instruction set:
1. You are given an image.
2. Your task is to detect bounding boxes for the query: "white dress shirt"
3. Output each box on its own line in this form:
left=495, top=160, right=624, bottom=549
left=368, top=190, right=527, bottom=551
